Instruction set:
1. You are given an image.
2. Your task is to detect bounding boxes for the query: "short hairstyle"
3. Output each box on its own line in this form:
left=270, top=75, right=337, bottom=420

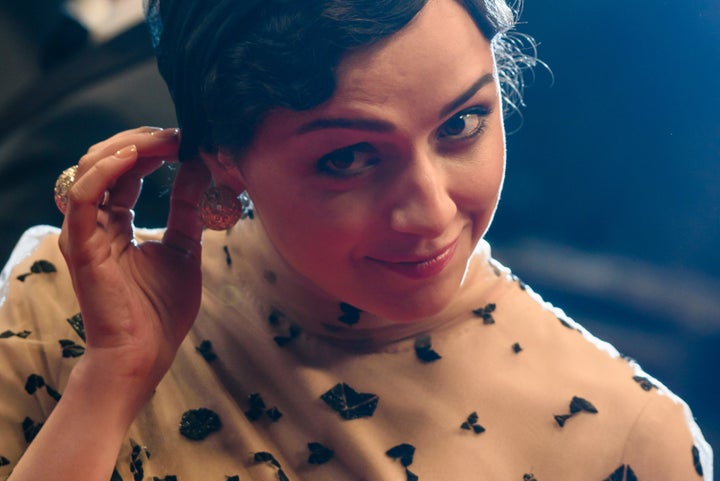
left=145, top=0, right=536, bottom=159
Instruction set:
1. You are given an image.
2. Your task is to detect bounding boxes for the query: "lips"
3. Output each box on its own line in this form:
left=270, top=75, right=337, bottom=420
left=367, top=239, right=459, bottom=280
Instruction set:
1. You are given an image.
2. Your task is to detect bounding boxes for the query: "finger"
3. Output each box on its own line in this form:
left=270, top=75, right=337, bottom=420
left=163, top=160, right=211, bottom=257
left=85, top=126, right=155, bottom=153
left=81, top=128, right=179, bottom=172
left=71, top=128, right=178, bottom=218
left=105, top=157, right=166, bottom=210
left=86, top=126, right=172, bottom=154
left=78, top=128, right=180, bottom=178
left=65, top=145, right=138, bottom=265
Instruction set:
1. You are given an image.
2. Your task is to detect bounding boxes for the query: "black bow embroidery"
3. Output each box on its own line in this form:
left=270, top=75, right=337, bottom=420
left=24, top=374, right=61, bottom=402
left=414, top=335, right=442, bottom=363
left=0, top=330, right=31, bottom=339
left=268, top=308, right=302, bottom=347
left=253, top=452, right=289, bottom=481
left=307, top=442, right=334, bottom=465
left=632, top=375, right=657, bottom=392
left=195, top=340, right=217, bottom=362
left=553, top=396, right=598, bottom=427
left=472, top=304, right=496, bottom=324
left=16, top=260, right=56, bottom=282
left=692, top=445, right=704, bottom=476
left=557, top=316, right=580, bottom=332
left=223, top=245, right=232, bottom=266
left=603, top=465, right=637, bottom=481
left=274, top=325, right=302, bottom=347
left=338, top=303, right=362, bottom=326
left=129, top=440, right=151, bottom=481
left=386, top=443, right=419, bottom=481
left=22, top=417, right=43, bottom=443
left=66, top=313, right=86, bottom=341
left=321, top=383, right=379, bottom=420
left=245, top=392, right=283, bottom=422
left=59, top=339, right=85, bottom=358
left=179, top=408, right=222, bottom=441
left=460, top=411, right=486, bottom=434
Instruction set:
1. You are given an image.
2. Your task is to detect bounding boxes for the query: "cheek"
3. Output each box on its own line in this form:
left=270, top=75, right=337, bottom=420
left=478, top=122, right=506, bottom=198
left=253, top=188, right=367, bottom=270
left=456, top=143, right=505, bottom=206
left=453, top=135, right=506, bottom=237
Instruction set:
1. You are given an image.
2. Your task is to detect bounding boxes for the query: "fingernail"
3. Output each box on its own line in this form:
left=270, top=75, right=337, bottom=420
left=115, top=145, right=137, bottom=159
left=150, top=127, right=180, bottom=139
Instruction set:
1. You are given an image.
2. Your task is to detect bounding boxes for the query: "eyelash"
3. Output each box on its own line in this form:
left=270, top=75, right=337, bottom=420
left=316, top=142, right=380, bottom=179
left=437, top=106, right=491, bottom=143
left=315, top=105, right=492, bottom=179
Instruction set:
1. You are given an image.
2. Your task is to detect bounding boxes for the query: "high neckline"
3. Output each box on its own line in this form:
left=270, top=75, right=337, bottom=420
left=200, top=219, right=499, bottom=349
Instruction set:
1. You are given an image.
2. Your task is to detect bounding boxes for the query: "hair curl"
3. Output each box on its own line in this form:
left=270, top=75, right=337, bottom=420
left=145, top=0, right=537, bottom=159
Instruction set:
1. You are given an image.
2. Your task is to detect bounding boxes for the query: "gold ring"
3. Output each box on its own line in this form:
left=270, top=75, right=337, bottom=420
left=54, top=165, right=78, bottom=215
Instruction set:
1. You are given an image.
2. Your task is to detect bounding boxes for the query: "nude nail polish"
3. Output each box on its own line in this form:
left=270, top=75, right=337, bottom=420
left=115, top=145, right=138, bottom=159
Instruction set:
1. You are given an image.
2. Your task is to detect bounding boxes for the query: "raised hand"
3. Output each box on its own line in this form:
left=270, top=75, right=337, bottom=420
left=9, top=127, right=212, bottom=481
left=58, top=126, right=210, bottom=402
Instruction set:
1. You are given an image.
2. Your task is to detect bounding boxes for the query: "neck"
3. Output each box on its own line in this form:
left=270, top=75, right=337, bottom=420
left=203, top=218, right=495, bottom=348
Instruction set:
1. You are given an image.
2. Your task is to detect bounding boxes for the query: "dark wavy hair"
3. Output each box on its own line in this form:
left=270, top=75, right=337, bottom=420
left=145, top=0, right=536, bottom=159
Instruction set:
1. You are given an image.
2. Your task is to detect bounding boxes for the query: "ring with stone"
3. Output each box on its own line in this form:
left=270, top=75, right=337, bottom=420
left=53, top=165, right=111, bottom=214
left=54, top=165, right=79, bottom=215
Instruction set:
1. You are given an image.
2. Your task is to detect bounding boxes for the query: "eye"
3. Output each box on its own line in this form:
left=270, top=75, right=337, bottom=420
left=437, top=107, right=490, bottom=141
left=317, top=142, right=380, bottom=178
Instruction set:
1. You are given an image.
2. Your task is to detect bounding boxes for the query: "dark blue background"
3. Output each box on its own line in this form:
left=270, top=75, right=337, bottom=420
left=487, top=0, right=720, bottom=457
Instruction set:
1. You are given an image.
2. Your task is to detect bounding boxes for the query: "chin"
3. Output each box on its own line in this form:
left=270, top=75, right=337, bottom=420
left=361, top=256, right=471, bottom=323
left=369, top=286, right=455, bottom=323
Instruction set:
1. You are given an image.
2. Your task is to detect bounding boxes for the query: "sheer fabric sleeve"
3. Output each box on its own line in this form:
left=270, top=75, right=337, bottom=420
left=0, top=227, right=83, bottom=480
left=619, top=384, right=713, bottom=481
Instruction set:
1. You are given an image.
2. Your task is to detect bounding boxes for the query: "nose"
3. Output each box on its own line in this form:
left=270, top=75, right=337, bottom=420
left=389, top=151, right=456, bottom=238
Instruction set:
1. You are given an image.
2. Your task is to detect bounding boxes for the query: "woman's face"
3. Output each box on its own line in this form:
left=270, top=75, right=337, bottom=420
left=218, top=0, right=506, bottom=322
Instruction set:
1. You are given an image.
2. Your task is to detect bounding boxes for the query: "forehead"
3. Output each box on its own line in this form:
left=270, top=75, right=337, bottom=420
left=250, top=0, right=496, bottom=144
left=330, top=0, right=495, bottom=111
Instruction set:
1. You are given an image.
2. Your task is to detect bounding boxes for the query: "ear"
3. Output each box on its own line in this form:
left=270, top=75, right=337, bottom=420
left=198, top=148, right=247, bottom=193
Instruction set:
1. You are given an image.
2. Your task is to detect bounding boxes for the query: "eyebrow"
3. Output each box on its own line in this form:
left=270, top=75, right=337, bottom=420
left=296, top=117, right=396, bottom=135
left=438, top=73, right=495, bottom=119
left=295, top=72, right=496, bottom=135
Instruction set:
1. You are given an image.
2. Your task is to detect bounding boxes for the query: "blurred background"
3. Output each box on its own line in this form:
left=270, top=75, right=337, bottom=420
left=0, top=0, right=717, bottom=455
left=489, top=0, right=720, bottom=456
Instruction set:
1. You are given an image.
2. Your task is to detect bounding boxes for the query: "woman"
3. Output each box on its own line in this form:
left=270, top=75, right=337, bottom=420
left=0, top=0, right=712, bottom=480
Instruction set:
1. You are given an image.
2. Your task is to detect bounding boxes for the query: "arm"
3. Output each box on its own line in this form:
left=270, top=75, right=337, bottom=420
left=8, top=127, right=210, bottom=481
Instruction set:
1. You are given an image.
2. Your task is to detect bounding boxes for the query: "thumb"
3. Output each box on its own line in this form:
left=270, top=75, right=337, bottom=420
left=162, top=160, right=211, bottom=256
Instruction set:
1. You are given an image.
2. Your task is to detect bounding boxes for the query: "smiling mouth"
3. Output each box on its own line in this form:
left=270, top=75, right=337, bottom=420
left=367, top=239, right=459, bottom=280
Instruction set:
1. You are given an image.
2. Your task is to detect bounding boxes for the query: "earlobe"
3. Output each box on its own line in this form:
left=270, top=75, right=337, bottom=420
left=198, top=148, right=247, bottom=193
